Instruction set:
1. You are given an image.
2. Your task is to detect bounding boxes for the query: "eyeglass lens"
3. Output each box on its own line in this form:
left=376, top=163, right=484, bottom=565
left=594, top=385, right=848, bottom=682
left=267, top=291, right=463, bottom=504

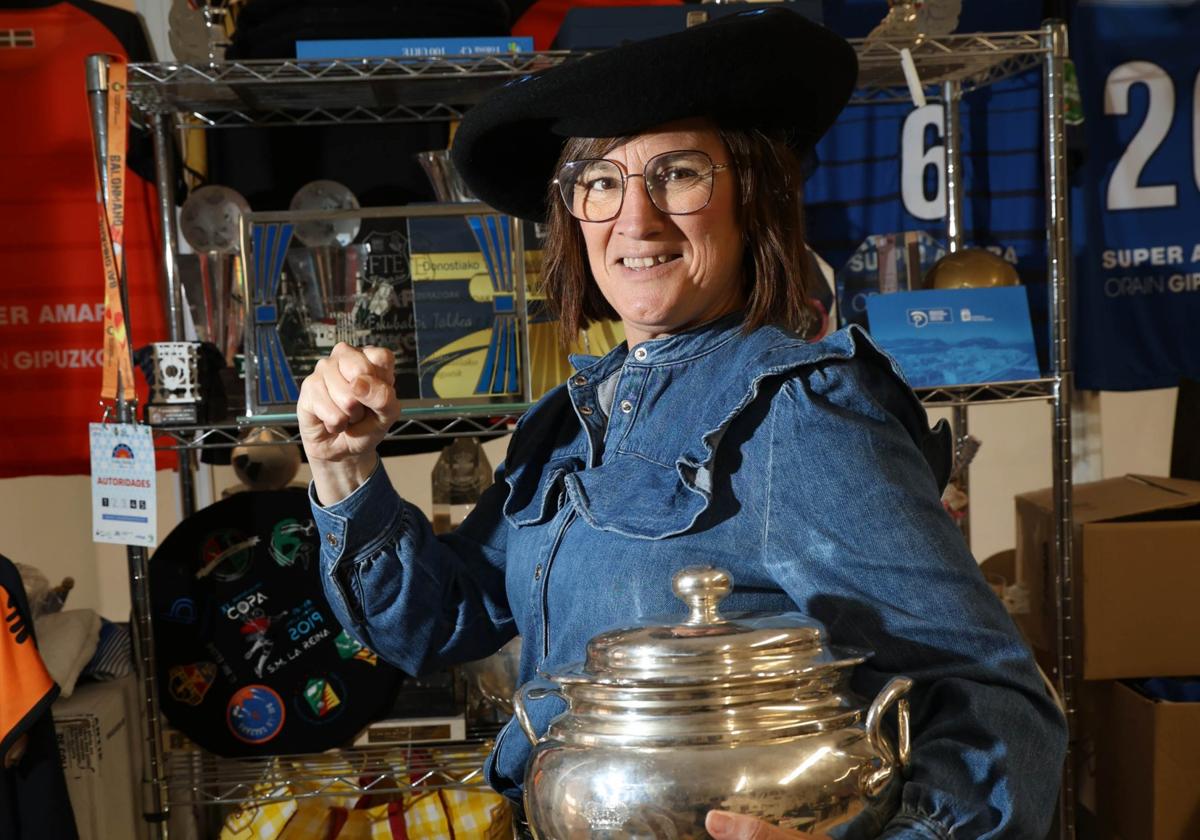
left=559, top=150, right=718, bottom=222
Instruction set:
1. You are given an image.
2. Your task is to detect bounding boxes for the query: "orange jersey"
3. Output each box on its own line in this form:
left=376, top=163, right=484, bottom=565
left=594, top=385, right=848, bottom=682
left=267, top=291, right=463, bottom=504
left=0, top=573, right=55, bottom=752
left=0, top=0, right=170, bottom=477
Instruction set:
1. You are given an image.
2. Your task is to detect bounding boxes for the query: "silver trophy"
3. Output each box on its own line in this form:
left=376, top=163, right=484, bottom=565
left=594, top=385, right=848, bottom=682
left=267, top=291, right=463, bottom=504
left=146, top=341, right=202, bottom=425
left=168, top=0, right=231, bottom=63
left=415, top=150, right=476, bottom=202
left=179, top=184, right=251, bottom=366
left=286, top=181, right=366, bottom=348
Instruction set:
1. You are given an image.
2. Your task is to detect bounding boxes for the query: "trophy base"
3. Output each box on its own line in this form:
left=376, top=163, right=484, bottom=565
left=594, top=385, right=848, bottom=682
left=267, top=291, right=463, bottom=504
left=218, top=366, right=245, bottom=418
left=146, top=404, right=200, bottom=426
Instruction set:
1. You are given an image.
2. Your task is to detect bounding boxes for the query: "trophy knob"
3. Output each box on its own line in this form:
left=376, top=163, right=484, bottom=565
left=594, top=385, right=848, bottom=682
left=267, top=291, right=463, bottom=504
left=672, top=567, right=732, bottom=625
left=290, top=180, right=362, bottom=247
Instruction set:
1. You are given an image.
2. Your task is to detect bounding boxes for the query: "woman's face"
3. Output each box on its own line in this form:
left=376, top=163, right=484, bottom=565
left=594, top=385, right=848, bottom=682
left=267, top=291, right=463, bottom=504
left=576, top=119, right=746, bottom=347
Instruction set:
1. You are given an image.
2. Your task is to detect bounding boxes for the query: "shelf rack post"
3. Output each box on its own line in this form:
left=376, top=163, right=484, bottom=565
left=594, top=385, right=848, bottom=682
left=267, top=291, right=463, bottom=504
left=86, top=52, right=171, bottom=840
left=149, top=111, right=198, bottom=518
left=1042, top=19, right=1077, bottom=840
left=941, top=78, right=972, bottom=547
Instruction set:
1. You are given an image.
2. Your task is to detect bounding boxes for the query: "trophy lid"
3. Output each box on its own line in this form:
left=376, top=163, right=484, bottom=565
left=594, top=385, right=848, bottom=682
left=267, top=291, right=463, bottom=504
left=290, top=180, right=361, bottom=247
left=558, top=567, right=867, bottom=686
left=179, top=185, right=251, bottom=254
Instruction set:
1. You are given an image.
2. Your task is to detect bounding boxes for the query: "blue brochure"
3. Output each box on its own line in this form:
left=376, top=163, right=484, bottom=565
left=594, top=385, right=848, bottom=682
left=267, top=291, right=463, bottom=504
left=296, top=37, right=534, bottom=59
left=865, top=287, right=1041, bottom=388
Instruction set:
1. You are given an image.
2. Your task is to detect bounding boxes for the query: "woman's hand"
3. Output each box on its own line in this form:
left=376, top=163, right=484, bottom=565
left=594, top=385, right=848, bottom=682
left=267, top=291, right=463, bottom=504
left=297, top=343, right=402, bottom=504
left=705, top=811, right=831, bottom=840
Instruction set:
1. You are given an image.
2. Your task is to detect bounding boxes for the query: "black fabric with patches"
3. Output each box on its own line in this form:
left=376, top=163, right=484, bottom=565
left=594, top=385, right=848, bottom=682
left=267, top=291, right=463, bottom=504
left=451, top=7, right=857, bottom=221
left=149, top=489, right=402, bottom=757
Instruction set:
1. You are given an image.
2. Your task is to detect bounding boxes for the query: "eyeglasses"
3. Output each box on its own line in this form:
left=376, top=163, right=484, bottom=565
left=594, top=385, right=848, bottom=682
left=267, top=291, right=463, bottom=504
left=554, top=149, right=730, bottom=223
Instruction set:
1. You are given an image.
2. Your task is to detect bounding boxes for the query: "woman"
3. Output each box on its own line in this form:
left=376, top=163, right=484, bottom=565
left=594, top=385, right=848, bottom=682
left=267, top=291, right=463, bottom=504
left=298, top=9, right=1066, bottom=839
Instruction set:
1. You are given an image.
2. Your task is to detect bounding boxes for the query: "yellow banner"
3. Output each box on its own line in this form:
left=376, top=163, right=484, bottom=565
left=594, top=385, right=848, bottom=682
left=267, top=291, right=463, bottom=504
left=410, top=250, right=544, bottom=284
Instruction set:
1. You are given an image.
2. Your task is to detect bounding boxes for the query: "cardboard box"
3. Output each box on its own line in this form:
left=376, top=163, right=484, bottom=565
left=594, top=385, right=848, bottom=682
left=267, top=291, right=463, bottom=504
left=53, top=677, right=146, bottom=840
left=1014, top=474, right=1200, bottom=679
left=1092, top=680, right=1200, bottom=840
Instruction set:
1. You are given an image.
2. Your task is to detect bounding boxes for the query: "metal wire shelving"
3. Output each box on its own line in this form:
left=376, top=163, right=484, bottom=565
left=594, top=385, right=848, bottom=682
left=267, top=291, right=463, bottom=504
left=94, top=23, right=1078, bottom=838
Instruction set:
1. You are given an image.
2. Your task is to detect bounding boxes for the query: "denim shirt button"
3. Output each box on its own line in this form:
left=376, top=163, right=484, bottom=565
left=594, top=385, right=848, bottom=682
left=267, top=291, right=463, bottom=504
left=579, top=405, right=594, bottom=416
left=325, top=533, right=338, bottom=547
left=633, top=347, right=648, bottom=361
left=572, top=375, right=588, bottom=386
left=619, top=399, right=634, bottom=414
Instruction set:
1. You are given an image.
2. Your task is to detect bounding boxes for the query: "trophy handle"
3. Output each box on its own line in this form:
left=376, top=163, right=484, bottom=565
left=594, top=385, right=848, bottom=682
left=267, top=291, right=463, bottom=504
left=862, top=675, right=913, bottom=797
left=513, top=679, right=564, bottom=746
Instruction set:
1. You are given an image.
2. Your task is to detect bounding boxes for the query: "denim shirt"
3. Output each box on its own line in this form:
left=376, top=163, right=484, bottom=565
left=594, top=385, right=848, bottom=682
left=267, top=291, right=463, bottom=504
left=312, top=315, right=1066, bottom=840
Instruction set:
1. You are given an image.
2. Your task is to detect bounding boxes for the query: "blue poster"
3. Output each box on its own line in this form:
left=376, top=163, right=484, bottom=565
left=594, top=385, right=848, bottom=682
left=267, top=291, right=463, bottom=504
left=1070, top=0, right=1200, bottom=390
left=866, top=287, right=1041, bottom=388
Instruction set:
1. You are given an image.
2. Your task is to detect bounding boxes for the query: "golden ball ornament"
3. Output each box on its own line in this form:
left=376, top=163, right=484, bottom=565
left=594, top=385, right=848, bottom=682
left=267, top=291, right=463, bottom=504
left=925, top=248, right=1020, bottom=290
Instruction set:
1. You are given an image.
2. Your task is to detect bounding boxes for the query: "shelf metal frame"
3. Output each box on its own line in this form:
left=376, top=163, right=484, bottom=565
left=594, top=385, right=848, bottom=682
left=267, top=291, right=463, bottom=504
left=153, top=413, right=520, bottom=451
left=95, top=23, right=1078, bottom=839
left=126, top=52, right=584, bottom=128
left=851, top=31, right=1046, bottom=104
left=152, top=378, right=1056, bottom=451
left=165, top=736, right=497, bottom=808
left=914, top=378, right=1055, bottom=408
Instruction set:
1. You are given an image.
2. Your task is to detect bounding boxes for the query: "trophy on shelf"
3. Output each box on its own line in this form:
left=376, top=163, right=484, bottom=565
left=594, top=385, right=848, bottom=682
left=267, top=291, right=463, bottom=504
left=168, top=0, right=232, bottom=64
left=867, top=0, right=961, bottom=42
left=415, top=150, right=476, bottom=203
left=176, top=184, right=252, bottom=419
left=835, top=231, right=946, bottom=328
left=144, top=341, right=204, bottom=426
left=285, top=180, right=366, bottom=353
left=180, top=185, right=250, bottom=364
left=430, top=436, right=493, bottom=534
left=245, top=187, right=429, bottom=416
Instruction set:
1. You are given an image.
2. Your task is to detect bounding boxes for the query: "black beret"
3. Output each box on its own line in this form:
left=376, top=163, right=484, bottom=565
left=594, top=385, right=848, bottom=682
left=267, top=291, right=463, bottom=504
left=451, top=7, right=858, bottom=222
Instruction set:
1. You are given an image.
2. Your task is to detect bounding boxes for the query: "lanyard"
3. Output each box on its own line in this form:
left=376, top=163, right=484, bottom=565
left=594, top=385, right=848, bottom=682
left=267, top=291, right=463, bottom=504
left=91, top=56, right=137, bottom=402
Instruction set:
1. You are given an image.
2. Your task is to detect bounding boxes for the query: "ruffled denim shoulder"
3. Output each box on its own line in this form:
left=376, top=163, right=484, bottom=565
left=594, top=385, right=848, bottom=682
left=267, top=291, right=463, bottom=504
left=500, top=385, right=588, bottom=527
left=502, top=324, right=951, bottom=537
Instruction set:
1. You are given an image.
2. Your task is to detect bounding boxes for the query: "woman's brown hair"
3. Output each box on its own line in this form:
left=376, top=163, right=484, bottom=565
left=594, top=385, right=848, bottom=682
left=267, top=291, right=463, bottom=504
left=539, top=124, right=819, bottom=346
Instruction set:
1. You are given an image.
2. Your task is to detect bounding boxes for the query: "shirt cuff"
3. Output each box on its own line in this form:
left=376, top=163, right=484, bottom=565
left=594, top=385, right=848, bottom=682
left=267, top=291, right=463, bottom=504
left=308, top=461, right=405, bottom=569
left=878, top=813, right=952, bottom=840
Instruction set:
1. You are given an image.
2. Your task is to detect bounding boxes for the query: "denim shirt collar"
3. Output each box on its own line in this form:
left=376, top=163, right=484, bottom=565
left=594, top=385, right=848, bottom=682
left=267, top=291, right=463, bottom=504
left=503, top=319, right=913, bottom=539
left=567, top=310, right=748, bottom=377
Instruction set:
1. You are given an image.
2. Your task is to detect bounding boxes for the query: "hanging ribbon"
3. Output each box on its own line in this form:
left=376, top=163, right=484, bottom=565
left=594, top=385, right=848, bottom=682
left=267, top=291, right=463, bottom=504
left=90, top=56, right=137, bottom=402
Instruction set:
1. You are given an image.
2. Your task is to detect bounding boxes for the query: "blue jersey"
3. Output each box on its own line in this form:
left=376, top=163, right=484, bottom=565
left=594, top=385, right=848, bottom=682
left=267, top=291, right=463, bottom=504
left=1070, top=0, right=1200, bottom=390
left=805, top=72, right=1049, bottom=366
left=806, top=1, right=1050, bottom=368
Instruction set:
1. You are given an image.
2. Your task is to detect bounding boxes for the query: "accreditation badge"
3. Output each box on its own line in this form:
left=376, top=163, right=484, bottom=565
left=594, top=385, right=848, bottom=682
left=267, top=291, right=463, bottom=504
left=90, top=422, right=157, bottom=547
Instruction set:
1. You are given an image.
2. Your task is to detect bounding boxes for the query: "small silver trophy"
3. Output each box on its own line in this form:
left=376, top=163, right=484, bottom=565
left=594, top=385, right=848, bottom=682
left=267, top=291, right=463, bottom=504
left=286, top=180, right=367, bottom=350
left=179, top=184, right=251, bottom=366
left=146, top=341, right=202, bottom=425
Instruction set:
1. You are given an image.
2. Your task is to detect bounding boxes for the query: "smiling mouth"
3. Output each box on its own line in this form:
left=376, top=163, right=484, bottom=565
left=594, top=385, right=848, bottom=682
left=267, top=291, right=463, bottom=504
left=621, top=255, right=682, bottom=270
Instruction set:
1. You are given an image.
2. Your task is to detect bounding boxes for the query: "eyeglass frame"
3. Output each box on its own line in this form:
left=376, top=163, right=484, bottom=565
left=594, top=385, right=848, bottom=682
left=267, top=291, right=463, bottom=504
left=552, top=149, right=731, bottom=223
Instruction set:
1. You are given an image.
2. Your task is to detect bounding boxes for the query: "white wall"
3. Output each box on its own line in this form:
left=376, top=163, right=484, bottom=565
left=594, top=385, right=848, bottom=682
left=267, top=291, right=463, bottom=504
left=926, top=387, right=1178, bottom=568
